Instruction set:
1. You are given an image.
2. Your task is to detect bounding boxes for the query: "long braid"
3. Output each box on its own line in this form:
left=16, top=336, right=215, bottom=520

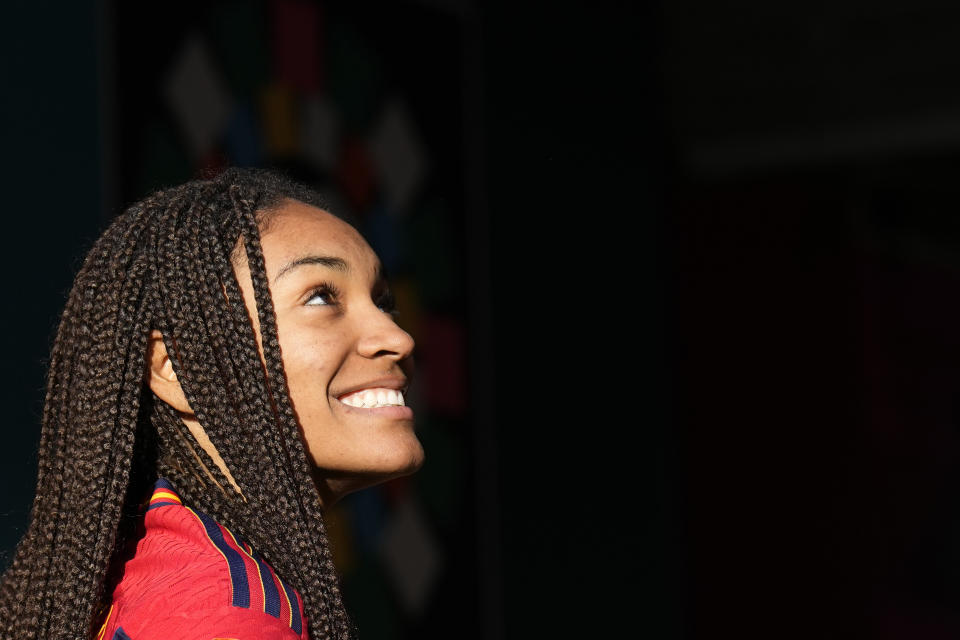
left=0, top=194, right=158, bottom=638
left=231, top=185, right=350, bottom=635
left=0, top=168, right=354, bottom=639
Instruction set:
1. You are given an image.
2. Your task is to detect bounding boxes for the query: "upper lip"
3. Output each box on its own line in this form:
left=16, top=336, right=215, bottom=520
left=334, top=377, right=409, bottom=399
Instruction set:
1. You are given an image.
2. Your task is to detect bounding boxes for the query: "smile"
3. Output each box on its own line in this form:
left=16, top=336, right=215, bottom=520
left=338, top=387, right=405, bottom=409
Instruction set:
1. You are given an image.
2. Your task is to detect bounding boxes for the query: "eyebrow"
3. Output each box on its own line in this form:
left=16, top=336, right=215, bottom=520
left=273, top=255, right=350, bottom=283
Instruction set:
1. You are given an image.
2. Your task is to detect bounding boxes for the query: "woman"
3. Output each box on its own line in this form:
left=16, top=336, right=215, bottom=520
left=0, top=168, right=423, bottom=639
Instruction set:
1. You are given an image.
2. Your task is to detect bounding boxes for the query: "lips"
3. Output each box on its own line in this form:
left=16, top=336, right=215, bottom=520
left=334, top=376, right=409, bottom=409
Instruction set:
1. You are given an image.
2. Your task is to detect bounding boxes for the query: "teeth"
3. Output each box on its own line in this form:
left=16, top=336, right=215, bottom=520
left=339, top=387, right=405, bottom=408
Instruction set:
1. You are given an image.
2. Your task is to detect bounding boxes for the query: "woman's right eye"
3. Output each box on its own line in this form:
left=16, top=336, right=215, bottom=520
left=375, top=288, right=398, bottom=316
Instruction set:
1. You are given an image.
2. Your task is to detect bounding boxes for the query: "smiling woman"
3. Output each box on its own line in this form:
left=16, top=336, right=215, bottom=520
left=0, top=169, right=420, bottom=639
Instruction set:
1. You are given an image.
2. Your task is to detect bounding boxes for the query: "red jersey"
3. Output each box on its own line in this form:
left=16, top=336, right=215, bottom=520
left=95, top=478, right=309, bottom=640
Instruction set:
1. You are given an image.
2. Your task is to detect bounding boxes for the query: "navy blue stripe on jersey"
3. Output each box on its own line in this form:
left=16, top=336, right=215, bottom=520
left=153, top=477, right=175, bottom=493
left=279, top=576, right=302, bottom=635
left=145, top=501, right=180, bottom=511
left=249, top=547, right=282, bottom=619
left=190, top=508, right=251, bottom=609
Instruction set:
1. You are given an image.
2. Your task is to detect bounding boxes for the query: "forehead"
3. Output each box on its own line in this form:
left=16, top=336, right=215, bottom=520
left=255, top=199, right=378, bottom=278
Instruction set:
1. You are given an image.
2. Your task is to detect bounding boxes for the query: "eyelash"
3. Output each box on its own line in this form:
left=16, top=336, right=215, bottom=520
left=305, top=281, right=400, bottom=318
left=376, top=289, right=399, bottom=318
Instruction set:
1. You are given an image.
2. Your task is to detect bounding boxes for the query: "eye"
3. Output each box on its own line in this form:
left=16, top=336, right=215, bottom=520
left=375, top=288, right=399, bottom=317
left=305, top=282, right=340, bottom=306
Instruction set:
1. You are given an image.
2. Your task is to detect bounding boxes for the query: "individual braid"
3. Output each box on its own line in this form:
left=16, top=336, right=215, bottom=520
left=0, top=168, right=355, bottom=639
left=229, top=183, right=350, bottom=632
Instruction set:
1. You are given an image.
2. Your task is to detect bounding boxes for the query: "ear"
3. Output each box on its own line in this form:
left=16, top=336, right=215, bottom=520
left=146, top=329, right=194, bottom=415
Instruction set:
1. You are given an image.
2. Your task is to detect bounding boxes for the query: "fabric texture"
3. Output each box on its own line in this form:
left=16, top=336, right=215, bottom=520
left=94, top=478, right=309, bottom=640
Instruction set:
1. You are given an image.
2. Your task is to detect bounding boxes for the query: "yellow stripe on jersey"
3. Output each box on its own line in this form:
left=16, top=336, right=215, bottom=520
left=279, top=578, right=294, bottom=628
left=150, top=490, right=181, bottom=503
left=184, top=506, right=235, bottom=605
left=95, top=603, right=114, bottom=640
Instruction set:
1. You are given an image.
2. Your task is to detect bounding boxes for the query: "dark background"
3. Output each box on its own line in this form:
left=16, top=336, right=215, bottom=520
left=20, top=0, right=960, bottom=638
left=0, top=1, right=658, bottom=638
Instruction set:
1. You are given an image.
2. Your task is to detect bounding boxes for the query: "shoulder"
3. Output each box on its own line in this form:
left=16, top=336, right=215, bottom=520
left=97, top=600, right=307, bottom=640
left=98, top=479, right=309, bottom=640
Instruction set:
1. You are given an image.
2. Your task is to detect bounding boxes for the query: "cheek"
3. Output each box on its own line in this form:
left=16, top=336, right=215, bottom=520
left=279, top=324, right=349, bottom=401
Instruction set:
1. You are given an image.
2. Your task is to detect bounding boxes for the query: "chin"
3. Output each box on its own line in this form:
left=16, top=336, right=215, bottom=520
left=377, top=439, right=426, bottom=479
left=312, top=440, right=425, bottom=505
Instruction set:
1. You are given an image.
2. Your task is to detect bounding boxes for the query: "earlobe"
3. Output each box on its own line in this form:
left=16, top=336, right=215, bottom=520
left=146, top=329, right=194, bottom=415
left=147, top=329, right=176, bottom=381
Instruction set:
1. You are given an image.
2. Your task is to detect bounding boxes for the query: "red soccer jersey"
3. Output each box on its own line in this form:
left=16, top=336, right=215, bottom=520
left=95, top=478, right=309, bottom=640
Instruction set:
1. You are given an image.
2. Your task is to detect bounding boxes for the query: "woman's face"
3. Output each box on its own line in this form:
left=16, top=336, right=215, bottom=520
left=232, top=199, right=422, bottom=505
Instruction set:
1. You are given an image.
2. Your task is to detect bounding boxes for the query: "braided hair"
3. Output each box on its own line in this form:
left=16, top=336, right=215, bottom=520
left=0, top=168, right=355, bottom=639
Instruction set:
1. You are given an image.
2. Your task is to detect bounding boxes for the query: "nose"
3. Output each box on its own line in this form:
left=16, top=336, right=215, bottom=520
left=356, top=307, right=415, bottom=362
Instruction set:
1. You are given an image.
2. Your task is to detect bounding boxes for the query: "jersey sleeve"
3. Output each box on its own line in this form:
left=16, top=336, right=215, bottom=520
left=97, top=481, right=310, bottom=640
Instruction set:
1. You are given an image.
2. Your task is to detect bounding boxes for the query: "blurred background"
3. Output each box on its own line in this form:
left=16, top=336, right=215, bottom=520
left=17, top=0, right=918, bottom=638
left=0, top=0, right=654, bottom=638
